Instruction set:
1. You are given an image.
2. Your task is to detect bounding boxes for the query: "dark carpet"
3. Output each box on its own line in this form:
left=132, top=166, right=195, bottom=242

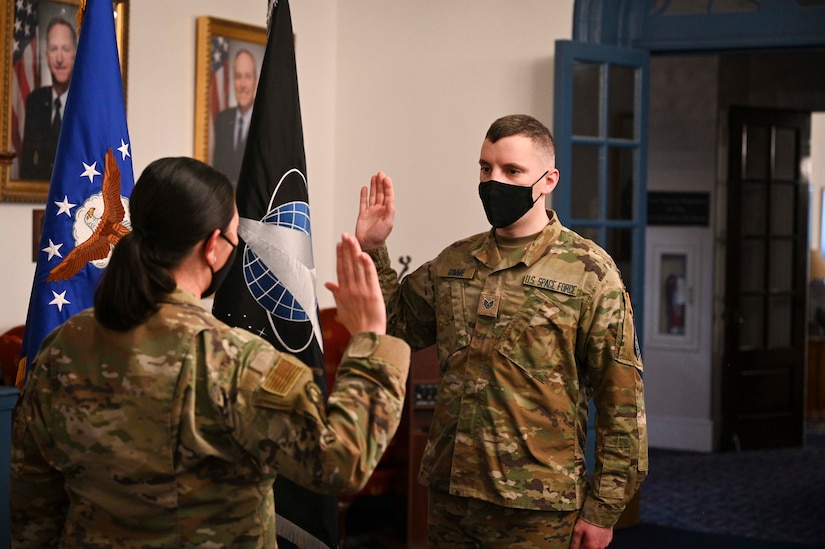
left=611, top=523, right=821, bottom=549
left=612, top=421, right=825, bottom=548
left=344, top=422, right=825, bottom=548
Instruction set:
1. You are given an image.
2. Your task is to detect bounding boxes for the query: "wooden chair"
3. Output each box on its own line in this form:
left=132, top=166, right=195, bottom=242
left=0, top=325, right=25, bottom=387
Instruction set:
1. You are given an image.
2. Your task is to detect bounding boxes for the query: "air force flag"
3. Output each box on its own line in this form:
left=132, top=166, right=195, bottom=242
left=19, top=0, right=134, bottom=384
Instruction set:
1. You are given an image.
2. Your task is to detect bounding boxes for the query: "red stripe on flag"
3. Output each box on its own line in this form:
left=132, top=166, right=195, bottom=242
left=11, top=30, right=38, bottom=169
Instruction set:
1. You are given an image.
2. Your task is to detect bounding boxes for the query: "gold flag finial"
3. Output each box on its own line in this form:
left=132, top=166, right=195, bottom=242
left=76, top=0, right=87, bottom=35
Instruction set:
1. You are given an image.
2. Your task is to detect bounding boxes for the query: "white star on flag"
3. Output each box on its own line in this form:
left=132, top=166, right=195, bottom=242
left=42, top=239, right=63, bottom=260
left=118, top=139, right=130, bottom=159
left=81, top=161, right=101, bottom=183
left=49, top=290, right=71, bottom=312
left=54, top=196, right=76, bottom=217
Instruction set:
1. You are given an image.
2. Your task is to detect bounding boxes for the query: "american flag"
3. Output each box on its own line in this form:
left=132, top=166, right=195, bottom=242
left=12, top=0, right=41, bottom=179
left=210, top=36, right=230, bottom=129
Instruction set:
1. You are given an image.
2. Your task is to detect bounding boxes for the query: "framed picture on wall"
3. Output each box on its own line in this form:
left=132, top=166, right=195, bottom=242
left=194, top=16, right=266, bottom=188
left=0, top=0, right=129, bottom=202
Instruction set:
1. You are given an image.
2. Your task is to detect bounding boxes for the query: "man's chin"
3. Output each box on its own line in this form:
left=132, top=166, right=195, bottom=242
left=51, top=73, right=71, bottom=86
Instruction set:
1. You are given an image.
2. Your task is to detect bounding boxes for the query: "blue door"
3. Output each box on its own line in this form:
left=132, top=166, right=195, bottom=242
left=553, top=40, right=649, bottom=477
left=552, top=40, right=649, bottom=326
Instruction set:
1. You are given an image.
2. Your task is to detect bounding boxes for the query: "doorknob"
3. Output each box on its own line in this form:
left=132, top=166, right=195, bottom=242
left=722, top=311, right=745, bottom=325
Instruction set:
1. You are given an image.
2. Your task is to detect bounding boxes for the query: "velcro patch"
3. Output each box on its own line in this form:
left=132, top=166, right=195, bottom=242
left=477, top=292, right=500, bottom=317
left=261, top=358, right=303, bottom=397
left=438, top=267, right=476, bottom=279
left=522, top=274, right=578, bottom=296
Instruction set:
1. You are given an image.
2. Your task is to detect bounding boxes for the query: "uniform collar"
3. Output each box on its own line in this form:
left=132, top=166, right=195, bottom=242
left=472, top=210, right=562, bottom=269
left=159, top=287, right=208, bottom=309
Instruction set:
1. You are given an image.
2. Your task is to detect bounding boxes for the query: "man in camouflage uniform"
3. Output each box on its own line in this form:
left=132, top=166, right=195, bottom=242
left=12, top=221, right=410, bottom=545
left=355, top=114, right=647, bottom=548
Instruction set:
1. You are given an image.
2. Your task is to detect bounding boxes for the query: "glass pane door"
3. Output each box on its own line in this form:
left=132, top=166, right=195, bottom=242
left=553, top=40, right=649, bottom=332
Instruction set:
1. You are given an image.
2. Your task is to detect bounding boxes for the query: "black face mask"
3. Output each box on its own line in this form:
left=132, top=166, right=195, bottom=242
left=478, top=171, right=548, bottom=228
left=203, top=232, right=238, bottom=298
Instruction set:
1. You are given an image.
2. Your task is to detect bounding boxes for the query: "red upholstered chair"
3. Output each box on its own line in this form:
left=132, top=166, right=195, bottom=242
left=0, top=326, right=25, bottom=387
left=319, top=308, right=408, bottom=548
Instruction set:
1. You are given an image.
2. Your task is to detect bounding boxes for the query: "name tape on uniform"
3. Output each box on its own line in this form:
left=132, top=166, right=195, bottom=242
left=522, top=274, right=578, bottom=296
left=439, top=267, right=476, bottom=279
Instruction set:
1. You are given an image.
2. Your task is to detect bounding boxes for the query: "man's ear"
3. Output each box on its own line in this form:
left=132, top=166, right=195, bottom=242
left=541, top=168, right=560, bottom=195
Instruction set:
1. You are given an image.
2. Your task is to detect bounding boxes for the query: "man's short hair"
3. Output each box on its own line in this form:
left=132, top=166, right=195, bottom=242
left=46, top=16, right=78, bottom=47
left=234, top=49, right=257, bottom=76
left=485, top=114, right=555, bottom=159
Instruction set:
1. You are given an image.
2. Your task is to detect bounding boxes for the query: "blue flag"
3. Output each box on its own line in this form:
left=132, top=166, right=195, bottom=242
left=19, top=0, right=134, bottom=385
left=212, top=0, right=337, bottom=547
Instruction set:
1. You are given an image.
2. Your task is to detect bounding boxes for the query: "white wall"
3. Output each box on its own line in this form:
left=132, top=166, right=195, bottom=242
left=0, top=0, right=574, bottom=334
left=644, top=56, right=719, bottom=451
left=332, top=1, right=574, bottom=283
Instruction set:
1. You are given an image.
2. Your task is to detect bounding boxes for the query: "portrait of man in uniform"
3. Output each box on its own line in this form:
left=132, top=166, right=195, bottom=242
left=12, top=2, right=79, bottom=181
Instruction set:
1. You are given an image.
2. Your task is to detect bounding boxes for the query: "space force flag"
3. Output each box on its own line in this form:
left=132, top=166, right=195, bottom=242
left=18, top=0, right=134, bottom=386
left=211, top=0, right=337, bottom=547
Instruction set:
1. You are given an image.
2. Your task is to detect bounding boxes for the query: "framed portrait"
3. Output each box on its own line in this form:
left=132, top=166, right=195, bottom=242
left=194, top=16, right=266, bottom=187
left=0, top=0, right=129, bottom=202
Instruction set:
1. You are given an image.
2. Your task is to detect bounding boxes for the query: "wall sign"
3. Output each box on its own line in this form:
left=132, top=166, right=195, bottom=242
left=647, top=192, right=710, bottom=226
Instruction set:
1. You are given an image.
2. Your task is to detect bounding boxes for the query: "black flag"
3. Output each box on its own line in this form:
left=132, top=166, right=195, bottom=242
left=212, top=0, right=337, bottom=547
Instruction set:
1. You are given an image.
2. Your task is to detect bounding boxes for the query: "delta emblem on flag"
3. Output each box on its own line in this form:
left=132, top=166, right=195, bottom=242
left=212, top=0, right=337, bottom=547
left=18, top=0, right=135, bottom=386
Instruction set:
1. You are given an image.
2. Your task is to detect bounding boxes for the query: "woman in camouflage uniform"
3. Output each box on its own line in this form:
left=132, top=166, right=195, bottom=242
left=11, top=157, right=410, bottom=548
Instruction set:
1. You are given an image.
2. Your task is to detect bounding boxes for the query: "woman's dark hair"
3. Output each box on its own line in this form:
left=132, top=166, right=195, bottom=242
left=95, top=157, right=235, bottom=331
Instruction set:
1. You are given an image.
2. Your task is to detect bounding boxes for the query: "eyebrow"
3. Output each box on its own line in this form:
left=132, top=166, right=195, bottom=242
left=479, top=160, right=529, bottom=171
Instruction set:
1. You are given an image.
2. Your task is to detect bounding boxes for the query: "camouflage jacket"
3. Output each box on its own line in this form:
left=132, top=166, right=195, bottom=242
left=11, top=288, right=410, bottom=548
left=367, top=211, right=647, bottom=527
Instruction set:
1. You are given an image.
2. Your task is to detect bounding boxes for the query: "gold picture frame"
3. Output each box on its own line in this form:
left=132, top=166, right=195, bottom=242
left=194, top=16, right=266, bottom=182
left=0, top=0, right=129, bottom=203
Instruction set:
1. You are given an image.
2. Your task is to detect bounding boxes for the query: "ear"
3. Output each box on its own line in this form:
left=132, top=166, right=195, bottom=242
left=203, top=229, right=222, bottom=267
left=540, top=168, right=560, bottom=195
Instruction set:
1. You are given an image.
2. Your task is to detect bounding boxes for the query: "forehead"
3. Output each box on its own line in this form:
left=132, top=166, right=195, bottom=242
left=48, top=23, right=73, bottom=44
left=234, top=52, right=255, bottom=72
left=479, top=134, right=541, bottom=165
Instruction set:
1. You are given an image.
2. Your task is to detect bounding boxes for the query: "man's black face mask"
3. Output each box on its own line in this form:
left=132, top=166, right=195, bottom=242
left=478, top=171, right=548, bottom=228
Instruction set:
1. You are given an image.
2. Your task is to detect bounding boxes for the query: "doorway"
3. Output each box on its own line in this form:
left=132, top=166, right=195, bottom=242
left=644, top=51, right=825, bottom=451
left=568, top=0, right=825, bottom=451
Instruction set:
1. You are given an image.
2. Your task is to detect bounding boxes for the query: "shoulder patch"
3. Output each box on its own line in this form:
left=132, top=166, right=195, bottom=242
left=261, top=358, right=303, bottom=397
left=305, top=382, right=323, bottom=405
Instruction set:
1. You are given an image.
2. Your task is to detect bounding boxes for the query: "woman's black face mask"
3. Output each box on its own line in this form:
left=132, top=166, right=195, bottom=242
left=203, top=232, right=237, bottom=298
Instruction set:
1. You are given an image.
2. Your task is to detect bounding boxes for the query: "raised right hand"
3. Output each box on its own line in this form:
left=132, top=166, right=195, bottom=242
left=355, top=171, right=395, bottom=250
left=324, top=233, right=386, bottom=335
